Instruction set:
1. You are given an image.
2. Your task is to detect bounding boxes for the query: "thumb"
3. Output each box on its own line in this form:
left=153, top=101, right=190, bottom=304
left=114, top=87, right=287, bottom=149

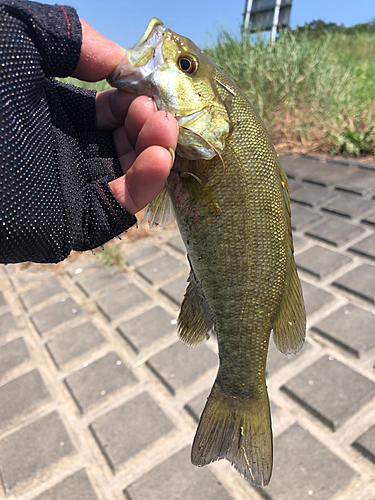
left=71, top=20, right=126, bottom=82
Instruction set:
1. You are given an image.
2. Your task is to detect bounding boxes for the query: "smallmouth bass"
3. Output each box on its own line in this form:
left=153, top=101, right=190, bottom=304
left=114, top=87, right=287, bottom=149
left=108, top=19, right=306, bottom=486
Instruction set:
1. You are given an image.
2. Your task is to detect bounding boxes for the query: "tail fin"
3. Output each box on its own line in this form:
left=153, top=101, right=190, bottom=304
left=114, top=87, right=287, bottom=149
left=191, top=382, right=273, bottom=486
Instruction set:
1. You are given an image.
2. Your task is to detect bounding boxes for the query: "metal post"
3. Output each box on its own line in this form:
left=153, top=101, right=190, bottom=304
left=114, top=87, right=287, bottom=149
left=271, top=0, right=282, bottom=42
left=243, top=0, right=253, bottom=30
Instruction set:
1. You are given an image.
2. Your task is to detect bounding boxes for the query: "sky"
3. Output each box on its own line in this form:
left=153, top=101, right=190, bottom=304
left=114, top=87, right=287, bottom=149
left=43, top=0, right=374, bottom=48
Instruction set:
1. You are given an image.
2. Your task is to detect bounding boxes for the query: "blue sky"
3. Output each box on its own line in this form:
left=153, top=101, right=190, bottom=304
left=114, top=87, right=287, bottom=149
left=46, top=0, right=374, bottom=48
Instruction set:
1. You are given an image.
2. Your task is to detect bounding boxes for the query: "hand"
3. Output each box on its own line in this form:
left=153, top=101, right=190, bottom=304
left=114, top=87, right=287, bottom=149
left=72, top=20, right=179, bottom=215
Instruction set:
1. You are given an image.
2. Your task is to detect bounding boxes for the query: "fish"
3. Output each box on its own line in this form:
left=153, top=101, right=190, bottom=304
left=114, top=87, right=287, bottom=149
left=108, top=18, right=306, bottom=487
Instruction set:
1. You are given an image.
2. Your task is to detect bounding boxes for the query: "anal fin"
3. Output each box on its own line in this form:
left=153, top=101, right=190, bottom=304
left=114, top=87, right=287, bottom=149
left=178, top=271, right=214, bottom=346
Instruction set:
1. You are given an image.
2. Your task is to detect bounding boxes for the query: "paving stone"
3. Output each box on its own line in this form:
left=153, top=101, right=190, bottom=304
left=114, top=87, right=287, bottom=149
left=352, top=424, right=375, bottom=464
left=90, top=392, right=174, bottom=472
left=290, top=203, right=322, bottom=230
left=333, top=263, right=375, bottom=304
left=33, top=469, right=99, bottom=500
left=287, top=178, right=303, bottom=192
left=19, top=278, right=66, bottom=310
left=147, top=341, right=218, bottom=395
left=295, top=246, right=352, bottom=279
left=0, top=369, right=50, bottom=426
left=124, top=446, right=233, bottom=500
left=75, top=268, right=128, bottom=297
left=117, top=306, right=176, bottom=353
left=46, top=322, right=106, bottom=369
left=290, top=183, right=336, bottom=207
left=362, top=209, right=375, bottom=227
left=65, top=353, right=137, bottom=412
left=185, top=390, right=210, bottom=422
left=292, top=235, right=307, bottom=251
left=305, top=217, right=365, bottom=247
left=281, top=355, right=375, bottom=430
left=300, top=280, right=335, bottom=316
left=349, top=232, right=375, bottom=260
left=0, top=338, right=30, bottom=377
left=336, top=169, right=375, bottom=196
left=125, top=243, right=161, bottom=266
left=65, top=259, right=99, bottom=278
left=0, top=412, right=75, bottom=493
left=312, top=304, right=375, bottom=357
left=322, top=193, right=374, bottom=219
left=136, top=254, right=186, bottom=285
left=95, top=282, right=151, bottom=321
left=167, top=235, right=186, bottom=254
left=0, top=311, right=18, bottom=338
left=31, top=297, right=84, bottom=335
left=296, top=161, right=353, bottom=187
left=266, top=338, right=311, bottom=376
left=261, top=423, right=356, bottom=500
left=0, top=291, right=6, bottom=308
left=159, top=275, right=188, bottom=305
left=8, top=268, right=54, bottom=288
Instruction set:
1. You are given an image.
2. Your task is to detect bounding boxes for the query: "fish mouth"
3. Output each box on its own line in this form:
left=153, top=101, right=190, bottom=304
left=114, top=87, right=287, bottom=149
left=107, top=18, right=166, bottom=94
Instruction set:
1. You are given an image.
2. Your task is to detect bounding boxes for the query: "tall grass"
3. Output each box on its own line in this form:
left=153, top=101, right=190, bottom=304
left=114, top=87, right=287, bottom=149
left=205, top=29, right=375, bottom=156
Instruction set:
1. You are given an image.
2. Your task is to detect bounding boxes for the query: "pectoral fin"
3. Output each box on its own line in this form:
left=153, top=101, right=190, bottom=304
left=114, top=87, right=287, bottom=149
left=178, top=271, right=214, bottom=346
left=144, top=187, right=175, bottom=228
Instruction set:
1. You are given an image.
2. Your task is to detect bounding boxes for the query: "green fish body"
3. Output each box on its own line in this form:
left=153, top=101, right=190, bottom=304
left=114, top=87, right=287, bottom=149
left=108, top=19, right=306, bottom=486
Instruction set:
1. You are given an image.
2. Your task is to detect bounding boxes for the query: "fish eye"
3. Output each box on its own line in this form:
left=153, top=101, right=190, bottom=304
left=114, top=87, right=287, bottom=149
left=177, top=55, right=198, bottom=74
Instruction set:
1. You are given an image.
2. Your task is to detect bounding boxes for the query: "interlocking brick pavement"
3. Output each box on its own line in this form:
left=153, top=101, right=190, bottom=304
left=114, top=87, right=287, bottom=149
left=0, top=154, right=374, bottom=500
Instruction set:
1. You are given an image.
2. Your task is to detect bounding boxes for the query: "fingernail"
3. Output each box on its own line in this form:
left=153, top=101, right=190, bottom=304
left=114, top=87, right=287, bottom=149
left=152, top=98, right=158, bottom=112
left=168, top=147, right=175, bottom=169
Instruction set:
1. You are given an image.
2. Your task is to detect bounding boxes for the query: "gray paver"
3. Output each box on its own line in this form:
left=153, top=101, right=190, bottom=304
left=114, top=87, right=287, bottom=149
left=0, top=369, right=50, bottom=426
left=8, top=268, right=54, bottom=288
left=65, top=259, right=99, bottom=278
left=333, top=263, right=375, bottom=303
left=95, top=282, right=151, bottom=321
left=281, top=157, right=352, bottom=187
left=75, top=268, right=128, bottom=296
left=300, top=280, right=335, bottom=316
left=136, top=254, right=186, bottom=285
left=312, top=304, right=375, bottom=357
left=295, top=245, right=352, bottom=279
left=290, top=183, right=336, bottom=207
left=124, top=446, right=233, bottom=500
left=159, top=275, right=188, bottom=305
left=322, top=193, right=374, bottom=219
left=167, top=235, right=186, bottom=254
left=65, top=353, right=137, bottom=412
left=281, top=355, right=375, bottom=430
left=46, top=322, right=106, bottom=369
left=19, top=278, right=66, bottom=310
left=125, top=243, right=161, bottom=266
left=147, top=341, right=218, bottom=395
left=305, top=217, right=365, bottom=247
left=117, top=306, right=175, bottom=353
left=32, top=469, right=99, bottom=500
left=0, top=337, right=30, bottom=378
left=290, top=203, right=322, bottom=230
left=0, top=412, right=75, bottom=493
left=90, top=392, right=174, bottom=472
left=352, top=424, right=375, bottom=464
left=31, top=297, right=84, bottom=335
left=336, top=169, right=375, bottom=196
left=349, top=232, right=375, bottom=260
left=362, top=209, right=375, bottom=227
left=0, top=311, right=18, bottom=338
left=261, top=423, right=356, bottom=500
left=293, top=235, right=307, bottom=251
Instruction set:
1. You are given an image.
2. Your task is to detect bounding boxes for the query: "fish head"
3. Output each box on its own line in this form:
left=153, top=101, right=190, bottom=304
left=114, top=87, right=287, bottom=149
left=108, top=18, right=232, bottom=160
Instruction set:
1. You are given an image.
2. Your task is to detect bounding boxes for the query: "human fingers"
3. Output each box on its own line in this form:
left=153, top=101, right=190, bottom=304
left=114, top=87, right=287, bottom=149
left=109, top=146, right=174, bottom=214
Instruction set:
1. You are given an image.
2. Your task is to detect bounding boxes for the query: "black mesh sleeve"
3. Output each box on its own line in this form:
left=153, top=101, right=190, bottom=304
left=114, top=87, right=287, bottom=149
left=0, top=1, right=137, bottom=264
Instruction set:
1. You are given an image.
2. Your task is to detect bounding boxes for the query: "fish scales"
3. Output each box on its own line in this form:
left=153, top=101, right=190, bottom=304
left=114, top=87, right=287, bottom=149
left=108, top=18, right=306, bottom=486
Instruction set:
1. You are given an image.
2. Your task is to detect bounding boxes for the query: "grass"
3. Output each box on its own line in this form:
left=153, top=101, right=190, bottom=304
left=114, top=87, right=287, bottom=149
left=204, top=28, right=375, bottom=157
